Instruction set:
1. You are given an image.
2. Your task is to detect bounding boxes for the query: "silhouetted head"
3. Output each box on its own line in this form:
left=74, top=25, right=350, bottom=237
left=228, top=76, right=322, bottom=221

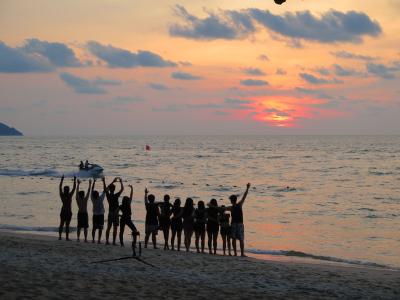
left=92, top=190, right=99, bottom=199
left=78, top=191, right=85, bottom=199
left=229, top=195, right=238, bottom=204
left=109, top=183, right=115, bottom=193
left=173, top=198, right=181, bottom=208
left=122, top=196, right=130, bottom=206
left=63, top=186, right=70, bottom=195
left=274, top=0, right=286, bottom=5
left=198, top=200, right=205, bottom=210
left=184, top=197, right=194, bottom=210
left=164, top=194, right=170, bottom=203
left=209, top=198, right=218, bottom=207
left=148, top=194, right=155, bottom=203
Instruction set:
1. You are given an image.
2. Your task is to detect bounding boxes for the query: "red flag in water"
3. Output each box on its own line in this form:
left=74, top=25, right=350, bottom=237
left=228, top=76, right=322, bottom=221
left=145, top=145, right=151, bottom=151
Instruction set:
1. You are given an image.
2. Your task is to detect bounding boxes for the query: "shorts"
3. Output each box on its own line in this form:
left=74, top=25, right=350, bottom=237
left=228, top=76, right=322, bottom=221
left=220, top=225, right=231, bottom=237
left=231, top=223, right=244, bottom=241
left=194, top=222, right=206, bottom=234
left=77, top=212, right=89, bottom=228
left=120, top=217, right=138, bottom=233
left=206, top=221, right=219, bottom=234
left=107, top=210, right=119, bottom=227
left=60, top=208, right=72, bottom=223
left=93, top=214, right=104, bottom=229
left=159, top=217, right=171, bottom=231
left=145, top=224, right=158, bottom=235
left=171, top=218, right=183, bottom=232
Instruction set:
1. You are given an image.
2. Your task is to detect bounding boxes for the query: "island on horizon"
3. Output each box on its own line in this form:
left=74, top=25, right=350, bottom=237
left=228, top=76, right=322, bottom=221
left=0, top=122, right=23, bottom=136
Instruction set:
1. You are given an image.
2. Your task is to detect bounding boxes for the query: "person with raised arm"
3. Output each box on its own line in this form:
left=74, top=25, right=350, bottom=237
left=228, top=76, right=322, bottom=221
left=58, top=175, right=76, bottom=241
left=104, top=177, right=124, bottom=245
left=76, top=178, right=91, bottom=242
left=226, top=183, right=251, bottom=257
left=91, top=178, right=106, bottom=243
left=144, top=188, right=159, bottom=249
left=119, top=184, right=139, bottom=248
left=170, top=198, right=183, bottom=251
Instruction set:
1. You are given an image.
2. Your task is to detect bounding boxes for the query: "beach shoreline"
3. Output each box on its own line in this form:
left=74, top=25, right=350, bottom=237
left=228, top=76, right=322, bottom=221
left=1, top=231, right=398, bottom=299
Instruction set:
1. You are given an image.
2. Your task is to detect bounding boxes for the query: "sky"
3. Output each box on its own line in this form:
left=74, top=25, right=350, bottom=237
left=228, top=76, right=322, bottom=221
left=0, top=0, right=399, bottom=135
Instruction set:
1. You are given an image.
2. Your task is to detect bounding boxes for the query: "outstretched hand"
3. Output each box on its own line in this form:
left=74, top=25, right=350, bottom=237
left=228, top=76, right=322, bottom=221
left=77, top=179, right=81, bottom=184
left=128, top=184, right=133, bottom=188
left=145, top=187, right=148, bottom=194
left=246, top=183, right=251, bottom=189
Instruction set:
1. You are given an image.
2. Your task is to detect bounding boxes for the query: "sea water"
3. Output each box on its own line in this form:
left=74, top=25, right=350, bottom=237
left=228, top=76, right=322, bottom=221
left=0, top=135, right=399, bottom=268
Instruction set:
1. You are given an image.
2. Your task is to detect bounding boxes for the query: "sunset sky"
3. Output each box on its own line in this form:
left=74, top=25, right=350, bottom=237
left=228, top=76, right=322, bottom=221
left=1, top=0, right=399, bottom=135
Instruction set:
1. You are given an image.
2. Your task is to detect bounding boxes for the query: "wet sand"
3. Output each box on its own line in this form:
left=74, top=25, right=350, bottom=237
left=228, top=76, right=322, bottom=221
left=0, top=231, right=399, bottom=299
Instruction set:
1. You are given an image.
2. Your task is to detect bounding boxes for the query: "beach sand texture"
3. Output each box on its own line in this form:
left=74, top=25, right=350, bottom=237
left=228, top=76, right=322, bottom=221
left=0, top=232, right=399, bottom=299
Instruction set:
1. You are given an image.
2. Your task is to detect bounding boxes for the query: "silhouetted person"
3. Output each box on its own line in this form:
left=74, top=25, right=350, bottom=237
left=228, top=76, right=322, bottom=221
left=219, top=205, right=231, bottom=256
left=144, top=188, right=159, bottom=249
left=79, top=161, right=84, bottom=170
left=91, top=178, right=106, bottom=243
left=76, top=179, right=91, bottom=242
left=119, top=184, right=138, bottom=248
left=182, top=197, right=195, bottom=252
left=170, top=198, right=183, bottom=251
left=58, top=175, right=76, bottom=241
left=158, top=194, right=172, bottom=250
left=275, top=0, right=286, bottom=5
left=85, top=160, right=90, bottom=170
left=207, top=198, right=219, bottom=254
left=194, top=200, right=206, bottom=253
left=227, top=183, right=251, bottom=257
left=104, top=177, right=124, bottom=245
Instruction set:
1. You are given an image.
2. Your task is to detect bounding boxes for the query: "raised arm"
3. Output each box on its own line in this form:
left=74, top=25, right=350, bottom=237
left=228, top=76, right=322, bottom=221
left=238, top=183, right=251, bottom=206
left=144, top=188, right=149, bottom=205
left=70, top=176, right=77, bottom=197
left=76, top=179, right=81, bottom=201
left=128, top=184, right=133, bottom=200
left=85, top=179, right=92, bottom=201
left=116, top=177, right=124, bottom=196
left=59, top=175, right=64, bottom=197
left=92, top=178, right=96, bottom=193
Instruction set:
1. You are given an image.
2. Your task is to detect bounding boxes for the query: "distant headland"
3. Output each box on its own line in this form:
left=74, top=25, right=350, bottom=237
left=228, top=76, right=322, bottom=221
left=0, top=122, right=23, bottom=136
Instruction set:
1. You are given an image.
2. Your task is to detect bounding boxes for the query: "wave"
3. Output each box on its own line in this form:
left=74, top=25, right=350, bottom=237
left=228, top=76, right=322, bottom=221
left=0, top=168, right=61, bottom=177
left=247, top=249, right=392, bottom=269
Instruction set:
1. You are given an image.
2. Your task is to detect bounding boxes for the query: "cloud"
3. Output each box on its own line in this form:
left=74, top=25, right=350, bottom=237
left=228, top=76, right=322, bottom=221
left=59, top=72, right=107, bottom=94
left=257, top=54, right=269, bottom=61
left=179, top=61, right=192, bottom=66
left=243, top=67, right=265, bottom=76
left=0, top=41, right=53, bottom=73
left=248, top=9, right=382, bottom=43
left=171, top=71, right=202, bottom=80
left=90, top=96, right=144, bottom=110
left=169, top=5, right=255, bottom=40
left=224, top=98, right=252, bottom=105
left=333, top=64, right=361, bottom=77
left=22, top=39, right=82, bottom=67
left=299, top=73, right=343, bottom=84
left=276, top=68, right=287, bottom=75
left=152, top=104, right=182, bottom=112
left=148, top=82, right=169, bottom=90
left=240, top=79, right=268, bottom=86
left=331, top=50, right=375, bottom=61
left=187, top=103, right=221, bottom=109
left=93, top=77, right=122, bottom=85
left=87, top=41, right=176, bottom=68
left=315, top=67, right=330, bottom=76
left=366, top=62, right=400, bottom=79
left=215, top=110, right=230, bottom=116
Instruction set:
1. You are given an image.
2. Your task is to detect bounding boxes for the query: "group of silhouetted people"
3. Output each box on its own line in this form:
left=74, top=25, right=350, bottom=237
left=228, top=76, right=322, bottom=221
left=58, top=175, right=250, bottom=257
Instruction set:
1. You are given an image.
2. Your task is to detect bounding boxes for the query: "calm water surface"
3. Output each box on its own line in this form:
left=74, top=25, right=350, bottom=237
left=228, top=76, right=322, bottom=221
left=0, top=135, right=399, bottom=268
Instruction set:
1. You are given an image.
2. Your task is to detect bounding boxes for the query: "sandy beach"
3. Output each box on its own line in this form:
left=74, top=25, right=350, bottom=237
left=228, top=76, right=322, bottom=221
left=0, top=231, right=398, bottom=299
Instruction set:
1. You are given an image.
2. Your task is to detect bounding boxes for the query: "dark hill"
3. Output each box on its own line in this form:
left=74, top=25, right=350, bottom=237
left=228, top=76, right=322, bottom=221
left=0, top=122, right=23, bottom=136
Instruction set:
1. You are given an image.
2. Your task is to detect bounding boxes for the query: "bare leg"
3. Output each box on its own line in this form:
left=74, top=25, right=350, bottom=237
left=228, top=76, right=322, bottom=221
left=145, top=232, right=150, bottom=248
left=232, top=238, right=237, bottom=256
left=195, top=232, right=200, bottom=253
left=77, top=227, right=81, bottom=241
left=207, top=231, right=212, bottom=254
left=201, top=231, right=205, bottom=253
left=171, top=230, right=176, bottom=250
left=213, top=234, right=218, bottom=255
left=98, top=229, right=103, bottom=244
left=105, top=223, right=112, bottom=244
left=58, top=220, right=65, bottom=240
left=152, top=232, right=157, bottom=249
left=222, top=234, right=227, bottom=255
left=112, top=225, right=118, bottom=245
left=177, top=230, right=182, bottom=251
left=84, top=228, right=88, bottom=242
left=119, top=222, right=125, bottom=246
left=66, top=220, right=71, bottom=241
left=240, top=239, right=245, bottom=257
left=228, top=237, right=232, bottom=256
left=92, top=228, right=96, bottom=243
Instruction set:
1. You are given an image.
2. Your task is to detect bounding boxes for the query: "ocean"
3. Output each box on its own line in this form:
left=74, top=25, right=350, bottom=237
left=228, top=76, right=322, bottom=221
left=0, top=135, right=399, bottom=268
